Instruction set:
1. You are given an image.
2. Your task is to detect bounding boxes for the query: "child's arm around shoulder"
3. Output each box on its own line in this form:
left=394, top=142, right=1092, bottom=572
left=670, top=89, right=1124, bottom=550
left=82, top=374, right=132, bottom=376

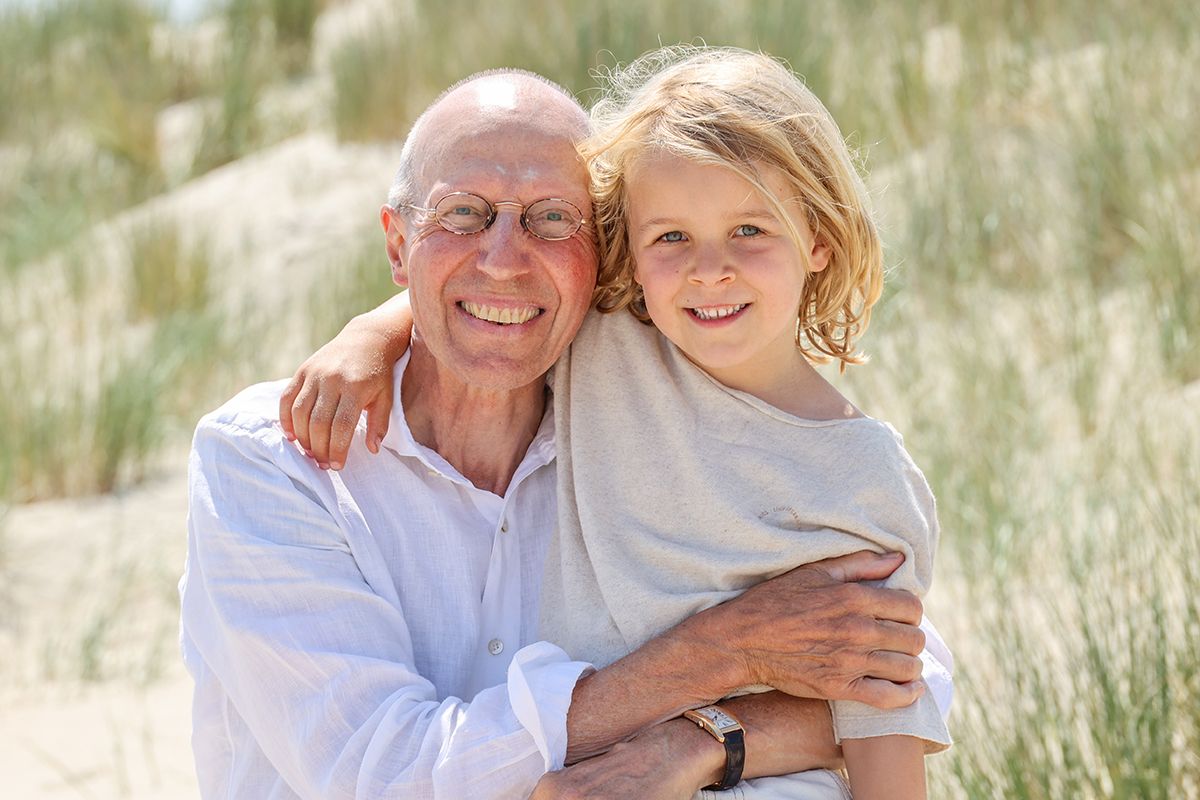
left=843, top=735, right=927, bottom=799
left=279, top=293, right=412, bottom=469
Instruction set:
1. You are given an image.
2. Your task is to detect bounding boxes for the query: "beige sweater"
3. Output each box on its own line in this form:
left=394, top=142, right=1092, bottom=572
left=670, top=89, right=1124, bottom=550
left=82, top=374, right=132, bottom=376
left=541, top=311, right=950, bottom=796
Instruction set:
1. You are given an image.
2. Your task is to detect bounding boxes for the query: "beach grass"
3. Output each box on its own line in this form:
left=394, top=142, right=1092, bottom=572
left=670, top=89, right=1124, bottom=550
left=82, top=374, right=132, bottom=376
left=306, top=225, right=400, bottom=350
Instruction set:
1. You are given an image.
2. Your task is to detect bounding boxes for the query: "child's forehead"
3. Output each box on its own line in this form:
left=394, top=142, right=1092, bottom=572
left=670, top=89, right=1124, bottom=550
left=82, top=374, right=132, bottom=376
left=626, top=151, right=801, bottom=205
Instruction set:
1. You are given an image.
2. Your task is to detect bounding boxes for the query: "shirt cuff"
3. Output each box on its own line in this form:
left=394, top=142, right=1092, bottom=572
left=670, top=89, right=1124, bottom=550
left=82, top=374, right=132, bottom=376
left=507, top=641, right=594, bottom=771
left=919, top=615, right=954, bottom=723
left=829, top=615, right=956, bottom=754
left=830, top=690, right=952, bottom=754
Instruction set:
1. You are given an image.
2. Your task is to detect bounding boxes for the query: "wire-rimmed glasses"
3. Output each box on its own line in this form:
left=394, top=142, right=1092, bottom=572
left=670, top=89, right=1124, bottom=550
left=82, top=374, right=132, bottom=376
left=398, top=192, right=591, bottom=241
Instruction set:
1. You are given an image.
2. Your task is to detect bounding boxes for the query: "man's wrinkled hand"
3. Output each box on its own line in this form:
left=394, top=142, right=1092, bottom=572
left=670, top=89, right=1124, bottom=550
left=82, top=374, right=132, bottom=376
left=532, top=721, right=721, bottom=800
left=696, top=550, right=927, bottom=709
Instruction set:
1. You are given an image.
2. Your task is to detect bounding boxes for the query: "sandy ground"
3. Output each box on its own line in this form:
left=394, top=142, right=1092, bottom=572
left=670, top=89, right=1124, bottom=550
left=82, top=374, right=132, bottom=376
left=2, top=671, right=196, bottom=799
left=1, top=459, right=197, bottom=799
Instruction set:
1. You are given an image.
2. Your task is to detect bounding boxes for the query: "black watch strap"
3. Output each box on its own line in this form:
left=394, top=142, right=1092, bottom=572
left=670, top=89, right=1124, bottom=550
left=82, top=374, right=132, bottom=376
left=710, top=726, right=745, bottom=790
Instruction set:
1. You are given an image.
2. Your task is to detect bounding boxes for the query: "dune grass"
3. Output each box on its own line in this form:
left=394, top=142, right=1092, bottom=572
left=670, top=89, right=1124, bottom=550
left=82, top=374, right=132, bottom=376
left=0, top=216, right=242, bottom=502
left=0, top=0, right=204, bottom=273
left=189, top=0, right=274, bottom=174
left=306, top=225, right=400, bottom=350
left=126, top=219, right=213, bottom=320
left=267, top=0, right=321, bottom=75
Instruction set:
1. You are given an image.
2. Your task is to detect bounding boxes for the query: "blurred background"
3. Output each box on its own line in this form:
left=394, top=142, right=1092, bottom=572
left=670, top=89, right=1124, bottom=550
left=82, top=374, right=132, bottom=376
left=1, top=0, right=1197, bottom=797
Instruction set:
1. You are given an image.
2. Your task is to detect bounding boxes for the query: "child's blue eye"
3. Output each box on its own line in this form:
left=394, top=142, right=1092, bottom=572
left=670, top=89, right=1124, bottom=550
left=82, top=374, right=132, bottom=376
left=659, top=231, right=686, bottom=243
left=735, top=225, right=763, bottom=237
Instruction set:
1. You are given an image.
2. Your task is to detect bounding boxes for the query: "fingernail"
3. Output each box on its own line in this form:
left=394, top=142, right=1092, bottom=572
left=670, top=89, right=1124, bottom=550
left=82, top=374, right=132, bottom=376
left=330, top=461, right=343, bottom=470
left=284, top=431, right=295, bottom=441
left=318, top=462, right=329, bottom=470
left=374, top=434, right=384, bottom=450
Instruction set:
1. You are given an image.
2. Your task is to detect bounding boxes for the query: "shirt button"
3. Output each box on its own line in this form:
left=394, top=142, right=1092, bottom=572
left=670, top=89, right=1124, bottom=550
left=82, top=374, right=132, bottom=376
left=487, top=638, right=504, bottom=656
left=500, top=519, right=509, bottom=533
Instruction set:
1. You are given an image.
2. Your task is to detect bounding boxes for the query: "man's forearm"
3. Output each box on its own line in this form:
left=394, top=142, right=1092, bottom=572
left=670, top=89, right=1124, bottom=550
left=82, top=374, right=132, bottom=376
left=538, top=692, right=840, bottom=799
left=540, top=690, right=840, bottom=796
left=724, top=692, right=842, bottom=777
left=564, top=608, right=743, bottom=762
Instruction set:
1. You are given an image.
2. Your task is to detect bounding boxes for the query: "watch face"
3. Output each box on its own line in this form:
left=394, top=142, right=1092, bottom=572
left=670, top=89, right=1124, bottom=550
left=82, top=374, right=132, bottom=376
left=697, top=706, right=740, bottom=731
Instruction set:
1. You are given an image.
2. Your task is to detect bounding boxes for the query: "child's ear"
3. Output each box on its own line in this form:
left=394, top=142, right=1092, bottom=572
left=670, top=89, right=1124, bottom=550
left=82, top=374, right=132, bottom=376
left=381, top=205, right=409, bottom=287
left=808, top=237, right=832, bottom=274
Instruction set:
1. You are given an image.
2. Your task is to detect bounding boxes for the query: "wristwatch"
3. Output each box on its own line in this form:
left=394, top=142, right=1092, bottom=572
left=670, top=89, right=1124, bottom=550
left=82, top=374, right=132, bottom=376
left=683, top=705, right=745, bottom=791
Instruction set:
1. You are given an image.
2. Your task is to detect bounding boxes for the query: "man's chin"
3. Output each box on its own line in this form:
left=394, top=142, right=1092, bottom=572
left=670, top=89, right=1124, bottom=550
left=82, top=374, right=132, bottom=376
left=444, top=352, right=556, bottom=394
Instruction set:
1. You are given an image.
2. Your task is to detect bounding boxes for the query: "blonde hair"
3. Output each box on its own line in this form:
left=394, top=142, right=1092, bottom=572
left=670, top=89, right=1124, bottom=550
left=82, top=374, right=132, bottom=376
left=583, top=46, right=883, bottom=368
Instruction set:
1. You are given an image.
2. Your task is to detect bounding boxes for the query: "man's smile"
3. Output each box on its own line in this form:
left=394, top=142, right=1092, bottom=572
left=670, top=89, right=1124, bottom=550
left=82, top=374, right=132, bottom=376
left=458, top=300, right=544, bottom=325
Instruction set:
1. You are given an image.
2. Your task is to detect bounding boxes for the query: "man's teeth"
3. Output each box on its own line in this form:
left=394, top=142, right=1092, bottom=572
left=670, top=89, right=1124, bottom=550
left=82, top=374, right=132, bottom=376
left=690, top=304, right=747, bottom=321
left=461, top=301, right=541, bottom=325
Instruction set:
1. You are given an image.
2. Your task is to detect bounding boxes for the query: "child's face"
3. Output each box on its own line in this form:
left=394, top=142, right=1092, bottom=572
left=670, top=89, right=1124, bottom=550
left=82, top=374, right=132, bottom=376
left=625, top=152, right=830, bottom=391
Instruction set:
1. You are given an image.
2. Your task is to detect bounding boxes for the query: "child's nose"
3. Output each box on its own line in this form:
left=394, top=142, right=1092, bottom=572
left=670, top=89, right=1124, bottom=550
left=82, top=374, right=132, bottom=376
left=687, top=247, right=736, bottom=285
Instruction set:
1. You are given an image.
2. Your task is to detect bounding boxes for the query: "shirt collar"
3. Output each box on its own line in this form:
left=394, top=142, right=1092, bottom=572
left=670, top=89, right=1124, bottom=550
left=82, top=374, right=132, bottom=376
left=379, top=348, right=556, bottom=493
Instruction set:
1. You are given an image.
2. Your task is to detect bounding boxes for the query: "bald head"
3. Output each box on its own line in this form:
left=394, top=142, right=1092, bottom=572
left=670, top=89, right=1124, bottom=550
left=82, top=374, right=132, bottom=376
left=387, top=70, right=591, bottom=208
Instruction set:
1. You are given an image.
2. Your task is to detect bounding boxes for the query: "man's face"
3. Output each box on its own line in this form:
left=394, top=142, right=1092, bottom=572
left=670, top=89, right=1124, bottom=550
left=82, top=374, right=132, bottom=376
left=384, top=116, right=597, bottom=393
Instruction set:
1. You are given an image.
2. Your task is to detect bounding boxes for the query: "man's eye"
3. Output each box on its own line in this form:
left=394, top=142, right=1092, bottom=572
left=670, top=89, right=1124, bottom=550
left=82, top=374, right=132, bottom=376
left=451, top=206, right=483, bottom=217
left=659, top=231, right=685, bottom=243
left=735, top=225, right=763, bottom=237
left=544, top=211, right=564, bottom=222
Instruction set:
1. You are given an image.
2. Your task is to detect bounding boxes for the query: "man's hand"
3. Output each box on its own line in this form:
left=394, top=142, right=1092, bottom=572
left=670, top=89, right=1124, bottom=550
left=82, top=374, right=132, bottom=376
left=696, top=550, right=927, bottom=709
left=532, top=718, right=723, bottom=800
left=279, top=294, right=411, bottom=469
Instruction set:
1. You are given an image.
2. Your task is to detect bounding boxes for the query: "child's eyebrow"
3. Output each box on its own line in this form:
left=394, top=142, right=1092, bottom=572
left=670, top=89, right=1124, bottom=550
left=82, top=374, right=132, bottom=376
left=637, top=209, right=778, bottom=233
left=637, top=217, right=681, bottom=232
left=731, top=209, right=778, bottom=222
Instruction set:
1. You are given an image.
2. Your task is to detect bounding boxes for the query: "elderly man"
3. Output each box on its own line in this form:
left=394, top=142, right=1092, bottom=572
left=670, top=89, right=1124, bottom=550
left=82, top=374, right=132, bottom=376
left=181, top=70, right=946, bottom=798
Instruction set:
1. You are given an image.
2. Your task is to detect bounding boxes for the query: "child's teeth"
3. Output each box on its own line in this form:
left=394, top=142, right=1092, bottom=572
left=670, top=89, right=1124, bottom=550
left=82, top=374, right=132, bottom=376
left=692, top=304, right=746, bottom=320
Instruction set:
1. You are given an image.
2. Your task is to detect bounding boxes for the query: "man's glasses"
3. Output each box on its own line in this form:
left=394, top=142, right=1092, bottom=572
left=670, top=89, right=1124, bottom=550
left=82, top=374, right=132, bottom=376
left=398, top=192, right=591, bottom=241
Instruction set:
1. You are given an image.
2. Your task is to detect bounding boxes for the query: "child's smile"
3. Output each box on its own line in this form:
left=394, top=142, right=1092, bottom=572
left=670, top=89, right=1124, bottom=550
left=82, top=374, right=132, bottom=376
left=626, top=152, right=830, bottom=396
left=687, top=303, right=749, bottom=322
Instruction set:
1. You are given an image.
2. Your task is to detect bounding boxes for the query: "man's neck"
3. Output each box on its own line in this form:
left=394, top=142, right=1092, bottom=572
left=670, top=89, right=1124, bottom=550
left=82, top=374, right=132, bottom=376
left=401, top=341, right=548, bottom=497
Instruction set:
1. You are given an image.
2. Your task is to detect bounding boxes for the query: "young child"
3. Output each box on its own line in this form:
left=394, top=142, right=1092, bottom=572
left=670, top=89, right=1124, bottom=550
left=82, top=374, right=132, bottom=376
left=286, top=46, right=950, bottom=798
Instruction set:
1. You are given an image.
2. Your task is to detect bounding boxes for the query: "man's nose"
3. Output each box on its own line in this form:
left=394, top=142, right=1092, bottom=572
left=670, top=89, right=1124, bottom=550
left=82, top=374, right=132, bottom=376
left=475, top=209, right=534, bottom=281
left=687, top=246, right=736, bottom=286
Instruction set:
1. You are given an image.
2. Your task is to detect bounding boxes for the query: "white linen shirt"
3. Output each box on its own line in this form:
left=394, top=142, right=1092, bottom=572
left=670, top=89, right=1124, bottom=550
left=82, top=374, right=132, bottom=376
left=180, top=351, right=592, bottom=799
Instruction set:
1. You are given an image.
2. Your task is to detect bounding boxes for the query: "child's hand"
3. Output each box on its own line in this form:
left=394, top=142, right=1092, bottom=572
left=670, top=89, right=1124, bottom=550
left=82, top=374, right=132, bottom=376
left=279, top=325, right=397, bottom=470
left=279, top=295, right=415, bottom=469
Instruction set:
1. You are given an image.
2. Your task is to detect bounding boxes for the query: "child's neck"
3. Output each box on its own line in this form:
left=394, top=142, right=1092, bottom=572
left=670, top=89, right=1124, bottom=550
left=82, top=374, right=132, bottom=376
left=701, top=350, right=863, bottom=421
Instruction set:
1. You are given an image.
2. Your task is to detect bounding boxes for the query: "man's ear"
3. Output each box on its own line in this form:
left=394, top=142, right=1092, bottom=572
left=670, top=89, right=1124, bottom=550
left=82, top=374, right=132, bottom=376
left=381, top=205, right=409, bottom=287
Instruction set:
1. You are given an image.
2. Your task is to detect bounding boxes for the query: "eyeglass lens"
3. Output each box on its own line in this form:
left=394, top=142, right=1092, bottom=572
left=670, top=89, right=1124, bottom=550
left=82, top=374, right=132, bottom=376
left=432, top=193, right=583, bottom=240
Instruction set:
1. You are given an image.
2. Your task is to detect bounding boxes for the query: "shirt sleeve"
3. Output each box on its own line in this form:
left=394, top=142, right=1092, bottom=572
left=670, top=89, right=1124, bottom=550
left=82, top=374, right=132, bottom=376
left=919, top=615, right=955, bottom=723
left=828, top=429, right=953, bottom=753
left=180, top=413, right=591, bottom=799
